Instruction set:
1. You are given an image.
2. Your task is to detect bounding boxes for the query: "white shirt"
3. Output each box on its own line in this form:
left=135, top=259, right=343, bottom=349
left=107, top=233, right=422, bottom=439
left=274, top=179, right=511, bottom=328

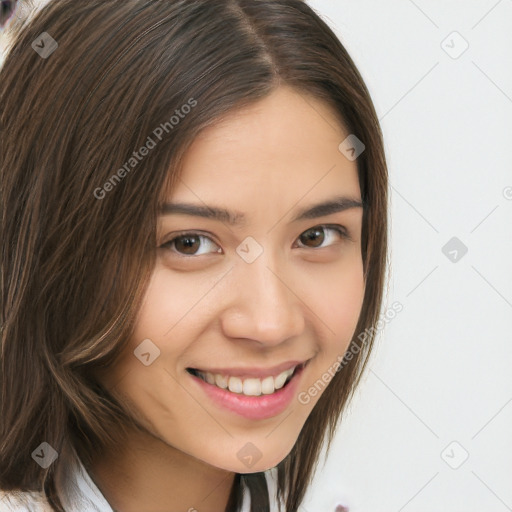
left=0, top=455, right=282, bottom=512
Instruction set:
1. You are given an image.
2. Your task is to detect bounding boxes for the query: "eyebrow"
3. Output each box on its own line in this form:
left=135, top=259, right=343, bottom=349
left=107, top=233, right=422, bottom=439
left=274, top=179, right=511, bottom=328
left=158, top=196, right=364, bottom=226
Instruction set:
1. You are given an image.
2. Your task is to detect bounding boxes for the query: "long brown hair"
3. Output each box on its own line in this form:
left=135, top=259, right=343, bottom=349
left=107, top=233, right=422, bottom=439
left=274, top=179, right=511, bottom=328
left=0, top=1, right=388, bottom=510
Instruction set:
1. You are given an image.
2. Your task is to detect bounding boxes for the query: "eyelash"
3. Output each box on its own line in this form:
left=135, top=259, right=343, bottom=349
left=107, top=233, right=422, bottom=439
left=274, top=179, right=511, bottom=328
left=160, top=224, right=351, bottom=257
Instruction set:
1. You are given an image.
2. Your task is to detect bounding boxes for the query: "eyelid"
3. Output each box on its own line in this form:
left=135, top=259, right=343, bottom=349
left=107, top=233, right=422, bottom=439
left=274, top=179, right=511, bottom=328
left=161, top=231, right=222, bottom=257
left=305, top=224, right=352, bottom=242
left=293, top=224, right=353, bottom=249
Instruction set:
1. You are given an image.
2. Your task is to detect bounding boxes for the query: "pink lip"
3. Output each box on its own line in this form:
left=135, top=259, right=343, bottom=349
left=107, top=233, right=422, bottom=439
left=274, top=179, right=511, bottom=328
left=188, top=362, right=308, bottom=420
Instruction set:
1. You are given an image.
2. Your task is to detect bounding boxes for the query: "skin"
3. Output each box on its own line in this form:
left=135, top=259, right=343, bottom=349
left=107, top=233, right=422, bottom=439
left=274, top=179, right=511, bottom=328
left=90, top=85, right=366, bottom=512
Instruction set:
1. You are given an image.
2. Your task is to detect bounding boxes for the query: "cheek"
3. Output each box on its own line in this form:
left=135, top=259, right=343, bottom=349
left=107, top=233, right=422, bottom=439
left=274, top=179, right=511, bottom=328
left=132, top=266, right=205, bottom=349
left=128, top=265, right=225, bottom=381
left=306, top=259, right=365, bottom=346
left=335, top=270, right=365, bottom=333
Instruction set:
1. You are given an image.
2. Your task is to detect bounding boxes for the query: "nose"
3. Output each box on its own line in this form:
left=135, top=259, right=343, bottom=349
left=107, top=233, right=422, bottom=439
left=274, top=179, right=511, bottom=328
left=220, top=250, right=306, bottom=346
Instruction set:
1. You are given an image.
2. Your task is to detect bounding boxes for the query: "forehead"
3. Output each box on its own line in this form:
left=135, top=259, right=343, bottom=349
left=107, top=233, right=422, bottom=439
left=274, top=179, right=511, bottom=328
left=184, top=86, right=349, bottom=164
left=163, top=86, right=361, bottom=216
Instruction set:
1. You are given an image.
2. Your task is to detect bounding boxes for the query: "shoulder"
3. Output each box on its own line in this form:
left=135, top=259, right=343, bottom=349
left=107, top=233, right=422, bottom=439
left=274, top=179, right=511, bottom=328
left=0, top=490, right=53, bottom=511
left=0, top=453, right=114, bottom=512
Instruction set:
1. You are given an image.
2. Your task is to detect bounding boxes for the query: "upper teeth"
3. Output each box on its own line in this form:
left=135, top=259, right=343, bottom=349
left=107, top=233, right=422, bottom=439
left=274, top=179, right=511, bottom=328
left=196, top=366, right=297, bottom=396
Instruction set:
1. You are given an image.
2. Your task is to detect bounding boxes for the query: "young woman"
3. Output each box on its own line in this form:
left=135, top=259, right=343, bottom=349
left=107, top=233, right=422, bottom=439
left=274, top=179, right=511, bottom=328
left=0, top=0, right=389, bottom=511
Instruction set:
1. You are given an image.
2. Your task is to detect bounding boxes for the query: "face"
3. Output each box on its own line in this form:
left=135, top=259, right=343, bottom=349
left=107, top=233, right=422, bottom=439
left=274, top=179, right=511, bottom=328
left=100, top=86, right=365, bottom=473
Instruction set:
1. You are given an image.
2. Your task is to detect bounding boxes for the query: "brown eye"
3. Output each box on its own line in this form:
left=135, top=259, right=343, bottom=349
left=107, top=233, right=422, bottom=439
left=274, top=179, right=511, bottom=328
left=299, top=227, right=325, bottom=248
left=175, top=234, right=201, bottom=255
left=162, top=233, right=221, bottom=256
left=297, top=225, right=349, bottom=249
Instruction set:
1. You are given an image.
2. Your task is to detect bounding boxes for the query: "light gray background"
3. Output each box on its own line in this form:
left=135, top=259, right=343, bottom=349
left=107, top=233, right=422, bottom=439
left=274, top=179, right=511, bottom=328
left=1, top=2, right=511, bottom=511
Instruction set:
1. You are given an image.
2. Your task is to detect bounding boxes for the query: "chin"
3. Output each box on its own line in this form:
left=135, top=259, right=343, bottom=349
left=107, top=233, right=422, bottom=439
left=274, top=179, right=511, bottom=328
left=206, top=452, right=286, bottom=474
left=240, top=451, right=290, bottom=474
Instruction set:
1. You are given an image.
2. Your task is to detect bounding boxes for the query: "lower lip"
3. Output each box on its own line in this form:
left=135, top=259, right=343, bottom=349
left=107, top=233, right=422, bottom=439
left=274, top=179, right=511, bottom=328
left=188, top=364, right=307, bottom=420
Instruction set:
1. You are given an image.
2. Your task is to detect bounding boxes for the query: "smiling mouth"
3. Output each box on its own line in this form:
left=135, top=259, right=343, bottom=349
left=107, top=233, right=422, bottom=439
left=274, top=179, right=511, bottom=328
left=186, top=361, right=307, bottom=397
